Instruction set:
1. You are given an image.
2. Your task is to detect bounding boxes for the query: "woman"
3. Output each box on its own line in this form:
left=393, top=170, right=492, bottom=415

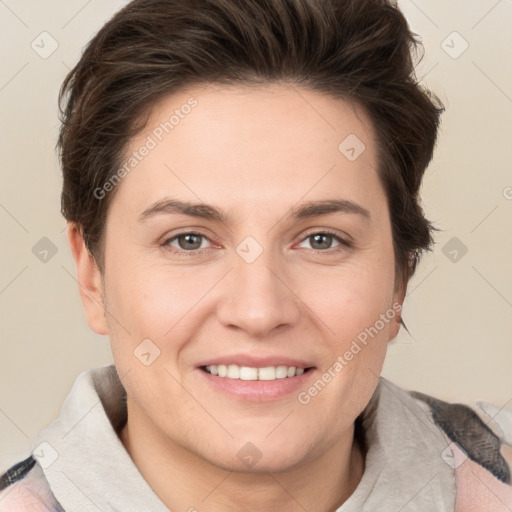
left=1, top=0, right=511, bottom=510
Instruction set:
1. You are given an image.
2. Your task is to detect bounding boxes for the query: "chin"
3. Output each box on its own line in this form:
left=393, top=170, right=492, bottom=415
left=197, top=435, right=312, bottom=475
left=214, top=452, right=306, bottom=475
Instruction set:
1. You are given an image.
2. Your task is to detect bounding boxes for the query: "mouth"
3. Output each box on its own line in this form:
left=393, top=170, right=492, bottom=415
left=196, top=355, right=316, bottom=401
left=201, top=364, right=314, bottom=381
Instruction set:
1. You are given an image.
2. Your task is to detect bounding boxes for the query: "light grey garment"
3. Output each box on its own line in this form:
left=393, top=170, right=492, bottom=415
left=30, top=364, right=456, bottom=511
left=31, top=365, right=169, bottom=512
left=337, top=378, right=456, bottom=511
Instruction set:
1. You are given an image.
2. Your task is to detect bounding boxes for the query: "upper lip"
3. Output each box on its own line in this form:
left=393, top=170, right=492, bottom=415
left=197, top=354, right=315, bottom=369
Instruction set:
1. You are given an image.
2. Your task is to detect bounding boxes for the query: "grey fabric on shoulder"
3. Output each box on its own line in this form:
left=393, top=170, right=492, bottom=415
left=411, top=391, right=510, bottom=484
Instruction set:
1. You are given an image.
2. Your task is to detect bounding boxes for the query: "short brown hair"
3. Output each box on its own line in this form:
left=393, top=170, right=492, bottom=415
left=58, top=0, right=444, bottom=290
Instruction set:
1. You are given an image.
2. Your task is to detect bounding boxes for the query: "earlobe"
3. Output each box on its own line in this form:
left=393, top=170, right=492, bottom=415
left=388, top=307, right=402, bottom=341
left=67, top=223, right=108, bottom=336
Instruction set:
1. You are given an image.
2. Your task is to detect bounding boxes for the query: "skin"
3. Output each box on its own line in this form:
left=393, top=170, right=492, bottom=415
left=68, top=83, right=406, bottom=512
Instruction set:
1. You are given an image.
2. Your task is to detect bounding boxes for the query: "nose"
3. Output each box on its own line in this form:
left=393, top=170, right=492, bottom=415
left=216, top=250, right=301, bottom=338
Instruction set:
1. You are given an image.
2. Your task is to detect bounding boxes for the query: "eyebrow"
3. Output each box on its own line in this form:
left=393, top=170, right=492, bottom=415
left=137, top=197, right=371, bottom=224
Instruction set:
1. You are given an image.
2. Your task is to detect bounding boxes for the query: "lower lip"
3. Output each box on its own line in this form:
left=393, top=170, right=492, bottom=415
left=198, top=368, right=315, bottom=402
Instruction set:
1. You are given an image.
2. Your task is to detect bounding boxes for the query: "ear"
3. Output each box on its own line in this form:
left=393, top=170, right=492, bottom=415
left=388, top=273, right=407, bottom=341
left=67, top=223, right=108, bottom=336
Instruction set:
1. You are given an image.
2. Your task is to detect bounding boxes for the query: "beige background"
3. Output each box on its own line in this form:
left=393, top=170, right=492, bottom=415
left=1, top=0, right=511, bottom=471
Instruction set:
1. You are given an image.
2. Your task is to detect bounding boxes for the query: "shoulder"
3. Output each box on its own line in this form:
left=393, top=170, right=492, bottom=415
left=409, top=390, right=512, bottom=511
left=410, top=390, right=512, bottom=483
left=0, top=455, right=63, bottom=511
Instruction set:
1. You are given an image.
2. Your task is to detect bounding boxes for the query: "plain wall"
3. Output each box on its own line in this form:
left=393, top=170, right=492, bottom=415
left=1, top=0, right=511, bottom=471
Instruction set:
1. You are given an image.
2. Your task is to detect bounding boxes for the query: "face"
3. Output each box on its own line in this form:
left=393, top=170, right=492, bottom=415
left=75, top=83, right=405, bottom=473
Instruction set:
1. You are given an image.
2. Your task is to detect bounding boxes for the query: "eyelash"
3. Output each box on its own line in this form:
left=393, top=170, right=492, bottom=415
left=161, top=230, right=352, bottom=257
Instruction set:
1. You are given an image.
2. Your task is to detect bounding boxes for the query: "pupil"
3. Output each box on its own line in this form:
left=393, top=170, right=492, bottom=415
left=312, top=234, right=331, bottom=250
left=180, top=234, right=201, bottom=250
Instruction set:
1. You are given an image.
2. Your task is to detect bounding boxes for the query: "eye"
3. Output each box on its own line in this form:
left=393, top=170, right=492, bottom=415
left=298, top=231, right=351, bottom=252
left=161, top=229, right=351, bottom=256
left=163, top=232, right=212, bottom=254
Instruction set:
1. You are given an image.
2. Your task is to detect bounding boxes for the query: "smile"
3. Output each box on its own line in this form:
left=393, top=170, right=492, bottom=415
left=202, top=364, right=309, bottom=381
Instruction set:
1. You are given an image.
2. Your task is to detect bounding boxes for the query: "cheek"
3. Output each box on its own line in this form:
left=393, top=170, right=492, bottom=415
left=301, top=265, right=394, bottom=427
left=102, top=258, right=217, bottom=362
left=303, top=256, right=396, bottom=339
left=297, top=248, right=396, bottom=406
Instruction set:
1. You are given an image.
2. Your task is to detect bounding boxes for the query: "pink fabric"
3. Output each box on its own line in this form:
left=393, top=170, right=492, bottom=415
left=454, top=443, right=512, bottom=511
left=0, top=482, right=54, bottom=512
left=0, top=462, right=59, bottom=512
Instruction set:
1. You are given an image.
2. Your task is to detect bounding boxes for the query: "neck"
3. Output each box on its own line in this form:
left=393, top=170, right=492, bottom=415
left=119, top=404, right=365, bottom=512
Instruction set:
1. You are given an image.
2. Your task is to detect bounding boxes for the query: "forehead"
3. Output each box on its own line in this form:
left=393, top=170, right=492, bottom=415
left=114, top=83, right=382, bottom=216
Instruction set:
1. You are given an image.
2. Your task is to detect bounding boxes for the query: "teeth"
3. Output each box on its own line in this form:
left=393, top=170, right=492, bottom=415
left=275, top=366, right=288, bottom=379
left=227, top=364, right=239, bottom=379
left=239, top=366, right=258, bottom=380
left=258, top=366, right=276, bottom=380
left=204, top=364, right=307, bottom=380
